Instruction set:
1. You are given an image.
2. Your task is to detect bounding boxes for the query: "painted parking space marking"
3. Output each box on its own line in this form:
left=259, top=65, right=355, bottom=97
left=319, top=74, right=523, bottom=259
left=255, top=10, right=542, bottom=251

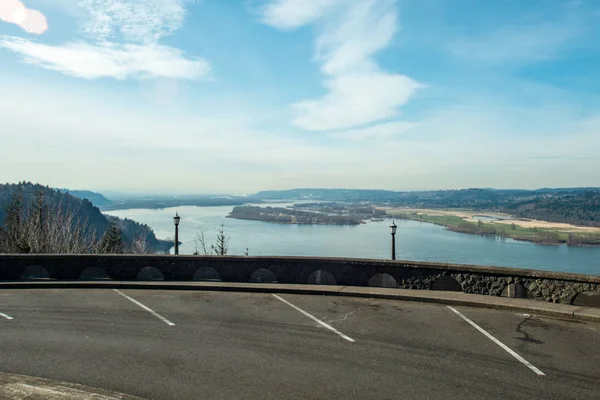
left=447, top=306, right=545, bottom=376
left=272, top=294, right=355, bottom=343
left=113, top=289, right=175, bottom=326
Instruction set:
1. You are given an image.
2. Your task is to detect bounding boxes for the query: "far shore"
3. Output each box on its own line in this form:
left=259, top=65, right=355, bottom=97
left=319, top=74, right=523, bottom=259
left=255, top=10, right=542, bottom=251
left=383, top=207, right=600, bottom=247
left=383, top=208, right=600, bottom=233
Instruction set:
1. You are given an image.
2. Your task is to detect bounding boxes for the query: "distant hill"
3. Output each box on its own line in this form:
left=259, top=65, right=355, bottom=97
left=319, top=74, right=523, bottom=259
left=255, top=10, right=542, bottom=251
left=101, top=195, right=260, bottom=211
left=58, top=189, right=112, bottom=207
left=508, top=190, right=600, bottom=227
left=253, top=187, right=600, bottom=227
left=254, top=187, right=534, bottom=206
left=0, top=182, right=170, bottom=252
left=254, top=188, right=404, bottom=202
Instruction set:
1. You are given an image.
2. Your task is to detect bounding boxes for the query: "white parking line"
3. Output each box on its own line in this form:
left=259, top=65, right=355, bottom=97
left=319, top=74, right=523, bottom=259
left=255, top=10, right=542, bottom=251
left=447, top=306, right=545, bottom=376
left=0, top=313, right=13, bottom=320
left=113, top=289, right=175, bottom=326
left=272, top=294, right=355, bottom=343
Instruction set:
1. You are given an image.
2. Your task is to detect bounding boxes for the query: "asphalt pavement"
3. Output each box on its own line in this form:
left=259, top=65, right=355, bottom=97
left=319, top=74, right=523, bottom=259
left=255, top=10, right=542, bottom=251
left=0, top=289, right=598, bottom=399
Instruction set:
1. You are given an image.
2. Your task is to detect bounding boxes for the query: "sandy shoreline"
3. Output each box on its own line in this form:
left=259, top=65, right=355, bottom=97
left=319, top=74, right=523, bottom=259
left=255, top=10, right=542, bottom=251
left=384, top=208, right=600, bottom=233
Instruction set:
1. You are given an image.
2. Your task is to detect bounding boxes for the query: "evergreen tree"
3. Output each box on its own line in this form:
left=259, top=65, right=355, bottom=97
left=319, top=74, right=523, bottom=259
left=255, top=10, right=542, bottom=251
left=98, top=222, right=124, bottom=254
left=211, top=224, right=229, bottom=256
left=0, top=183, right=165, bottom=253
left=0, top=190, right=30, bottom=253
left=30, top=190, right=48, bottom=253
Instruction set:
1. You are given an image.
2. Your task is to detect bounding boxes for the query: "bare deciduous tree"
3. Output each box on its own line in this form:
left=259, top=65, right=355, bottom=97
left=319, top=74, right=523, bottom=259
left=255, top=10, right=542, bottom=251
left=192, top=224, right=229, bottom=256
left=193, top=229, right=210, bottom=255
left=0, top=191, right=99, bottom=254
left=130, top=230, right=154, bottom=254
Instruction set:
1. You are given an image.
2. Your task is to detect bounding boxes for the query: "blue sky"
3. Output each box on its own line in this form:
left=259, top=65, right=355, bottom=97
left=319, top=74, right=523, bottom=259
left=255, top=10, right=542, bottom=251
left=0, top=0, right=599, bottom=193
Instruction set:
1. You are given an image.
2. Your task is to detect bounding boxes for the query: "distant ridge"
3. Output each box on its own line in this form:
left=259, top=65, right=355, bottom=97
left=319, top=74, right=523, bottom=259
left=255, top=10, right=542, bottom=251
left=252, top=187, right=600, bottom=227
left=58, top=189, right=112, bottom=207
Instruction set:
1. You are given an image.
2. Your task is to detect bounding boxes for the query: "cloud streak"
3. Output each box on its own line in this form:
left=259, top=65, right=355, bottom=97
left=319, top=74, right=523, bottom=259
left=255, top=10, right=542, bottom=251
left=80, top=0, right=186, bottom=43
left=260, top=0, right=342, bottom=30
left=0, top=36, right=209, bottom=79
left=261, top=0, right=420, bottom=132
left=0, top=0, right=208, bottom=81
left=294, top=73, right=419, bottom=131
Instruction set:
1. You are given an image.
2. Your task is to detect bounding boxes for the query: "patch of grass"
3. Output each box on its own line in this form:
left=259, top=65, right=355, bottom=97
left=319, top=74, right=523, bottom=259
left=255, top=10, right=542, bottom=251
left=387, top=210, right=576, bottom=245
left=389, top=211, right=462, bottom=224
left=389, top=211, right=469, bottom=228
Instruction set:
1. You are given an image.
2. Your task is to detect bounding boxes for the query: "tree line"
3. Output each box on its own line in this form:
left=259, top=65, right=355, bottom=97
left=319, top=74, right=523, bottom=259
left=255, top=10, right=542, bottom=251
left=0, top=183, right=237, bottom=255
left=508, top=191, right=600, bottom=227
left=254, top=188, right=600, bottom=227
left=0, top=189, right=152, bottom=254
left=0, top=183, right=168, bottom=254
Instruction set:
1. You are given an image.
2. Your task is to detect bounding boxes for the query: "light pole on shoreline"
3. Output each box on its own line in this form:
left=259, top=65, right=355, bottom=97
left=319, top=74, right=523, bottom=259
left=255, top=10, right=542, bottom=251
left=390, top=220, right=397, bottom=260
left=173, top=212, right=181, bottom=255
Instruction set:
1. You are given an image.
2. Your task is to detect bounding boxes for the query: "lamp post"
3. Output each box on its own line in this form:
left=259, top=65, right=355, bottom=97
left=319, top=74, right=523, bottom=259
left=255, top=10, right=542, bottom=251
left=173, top=212, right=181, bottom=255
left=390, top=220, right=397, bottom=260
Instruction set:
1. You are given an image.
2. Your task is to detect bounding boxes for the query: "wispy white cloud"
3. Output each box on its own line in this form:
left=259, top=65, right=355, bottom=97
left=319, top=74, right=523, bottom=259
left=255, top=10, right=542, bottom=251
left=314, top=0, right=397, bottom=76
left=80, top=0, right=185, bottom=43
left=260, top=0, right=342, bottom=30
left=0, top=0, right=208, bottom=81
left=260, top=0, right=420, bottom=132
left=293, top=73, right=419, bottom=131
left=0, top=36, right=209, bottom=79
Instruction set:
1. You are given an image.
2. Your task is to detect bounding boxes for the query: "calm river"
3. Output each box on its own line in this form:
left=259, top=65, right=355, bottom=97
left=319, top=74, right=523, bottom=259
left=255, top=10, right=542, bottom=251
left=105, top=204, right=600, bottom=276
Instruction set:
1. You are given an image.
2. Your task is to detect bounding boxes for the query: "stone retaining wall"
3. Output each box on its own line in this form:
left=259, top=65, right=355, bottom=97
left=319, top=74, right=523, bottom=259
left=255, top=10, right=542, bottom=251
left=0, top=255, right=598, bottom=305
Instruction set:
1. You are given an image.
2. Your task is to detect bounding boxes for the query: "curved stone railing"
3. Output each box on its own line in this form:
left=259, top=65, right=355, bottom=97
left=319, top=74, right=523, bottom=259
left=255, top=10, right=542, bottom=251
left=1, top=254, right=599, bottom=305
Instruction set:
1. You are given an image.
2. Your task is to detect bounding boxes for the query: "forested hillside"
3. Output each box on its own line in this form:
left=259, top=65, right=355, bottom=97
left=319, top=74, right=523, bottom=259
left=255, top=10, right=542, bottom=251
left=0, top=182, right=170, bottom=253
left=509, top=191, right=600, bottom=227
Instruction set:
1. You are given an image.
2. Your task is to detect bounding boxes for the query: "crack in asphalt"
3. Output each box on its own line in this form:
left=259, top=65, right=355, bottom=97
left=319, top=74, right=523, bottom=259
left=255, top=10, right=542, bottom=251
left=325, top=306, right=362, bottom=325
left=515, top=315, right=544, bottom=345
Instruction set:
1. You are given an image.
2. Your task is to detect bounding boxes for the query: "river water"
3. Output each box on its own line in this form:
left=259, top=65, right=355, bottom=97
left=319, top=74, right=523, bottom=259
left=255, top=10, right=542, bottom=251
left=105, top=204, right=600, bottom=276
